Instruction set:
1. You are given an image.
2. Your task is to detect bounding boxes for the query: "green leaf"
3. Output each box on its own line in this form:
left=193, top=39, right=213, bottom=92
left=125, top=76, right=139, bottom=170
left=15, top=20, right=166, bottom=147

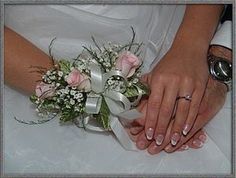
left=123, top=85, right=139, bottom=98
left=123, top=82, right=150, bottom=102
left=29, top=94, right=38, bottom=103
left=135, top=82, right=150, bottom=96
left=58, top=60, right=71, bottom=73
left=60, top=110, right=74, bottom=122
left=60, top=108, right=81, bottom=123
left=93, top=97, right=110, bottom=129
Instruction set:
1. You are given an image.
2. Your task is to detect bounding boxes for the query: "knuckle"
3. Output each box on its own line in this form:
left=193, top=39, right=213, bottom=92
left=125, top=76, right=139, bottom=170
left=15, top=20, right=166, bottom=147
left=156, top=73, right=180, bottom=84
left=195, top=80, right=203, bottom=89
left=152, top=74, right=163, bottom=82
left=171, top=75, right=181, bottom=84
left=183, top=76, right=194, bottom=85
left=167, top=74, right=180, bottom=81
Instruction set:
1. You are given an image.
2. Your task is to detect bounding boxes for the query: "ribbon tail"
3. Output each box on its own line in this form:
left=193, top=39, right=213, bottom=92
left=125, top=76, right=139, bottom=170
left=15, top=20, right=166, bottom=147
left=109, top=115, right=137, bottom=151
left=85, top=124, right=106, bottom=132
left=74, top=116, right=106, bottom=132
left=118, top=109, right=143, bottom=120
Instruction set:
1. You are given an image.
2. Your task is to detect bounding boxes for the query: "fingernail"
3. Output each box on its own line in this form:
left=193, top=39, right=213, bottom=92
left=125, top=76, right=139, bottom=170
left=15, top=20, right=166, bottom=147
left=193, top=140, right=203, bottom=148
left=164, top=144, right=172, bottom=152
left=183, top=124, right=191, bottom=135
left=179, top=144, right=189, bottom=151
left=149, top=144, right=158, bottom=152
left=171, top=132, right=180, bottom=146
left=146, top=128, right=154, bottom=140
left=137, top=140, right=146, bottom=149
left=199, top=134, right=207, bottom=143
left=155, top=134, right=164, bottom=145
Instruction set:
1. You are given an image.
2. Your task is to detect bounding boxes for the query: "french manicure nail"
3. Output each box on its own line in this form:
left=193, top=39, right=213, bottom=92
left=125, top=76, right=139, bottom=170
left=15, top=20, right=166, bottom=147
left=146, top=128, right=154, bottom=140
left=149, top=144, right=158, bottom=152
left=199, top=134, right=207, bottom=143
left=171, top=132, right=180, bottom=146
left=183, top=124, right=190, bottom=135
left=180, top=144, right=189, bottom=151
left=164, top=144, right=172, bottom=151
left=155, top=134, right=164, bottom=145
left=193, top=140, right=203, bottom=148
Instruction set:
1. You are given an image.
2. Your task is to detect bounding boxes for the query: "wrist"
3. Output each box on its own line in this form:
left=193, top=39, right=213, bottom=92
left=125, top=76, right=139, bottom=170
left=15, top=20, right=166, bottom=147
left=170, top=33, right=210, bottom=58
left=169, top=39, right=208, bottom=60
left=207, top=45, right=232, bottom=92
left=170, top=5, right=224, bottom=58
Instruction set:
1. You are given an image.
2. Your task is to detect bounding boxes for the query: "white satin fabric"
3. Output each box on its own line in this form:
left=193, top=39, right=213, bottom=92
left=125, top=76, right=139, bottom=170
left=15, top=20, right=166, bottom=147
left=4, top=5, right=232, bottom=175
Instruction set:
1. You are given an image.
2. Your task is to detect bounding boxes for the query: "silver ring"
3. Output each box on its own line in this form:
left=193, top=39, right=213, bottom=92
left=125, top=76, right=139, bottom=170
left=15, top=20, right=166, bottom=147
left=176, top=95, right=192, bottom=101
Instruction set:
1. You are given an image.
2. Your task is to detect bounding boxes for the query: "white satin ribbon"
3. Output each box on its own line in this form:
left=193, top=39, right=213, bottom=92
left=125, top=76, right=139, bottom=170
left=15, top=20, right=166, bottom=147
left=81, top=63, right=143, bottom=150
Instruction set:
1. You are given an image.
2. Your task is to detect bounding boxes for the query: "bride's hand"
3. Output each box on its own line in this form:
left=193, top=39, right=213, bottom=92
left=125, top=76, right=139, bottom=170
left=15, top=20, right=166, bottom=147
left=163, top=77, right=227, bottom=153
left=144, top=47, right=209, bottom=146
left=128, top=76, right=227, bottom=154
left=142, top=4, right=223, bottom=146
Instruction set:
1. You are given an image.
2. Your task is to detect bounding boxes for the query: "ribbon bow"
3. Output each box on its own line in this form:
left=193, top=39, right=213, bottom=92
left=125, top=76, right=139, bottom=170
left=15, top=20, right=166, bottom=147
left=77, top=63, right=143, bottom=150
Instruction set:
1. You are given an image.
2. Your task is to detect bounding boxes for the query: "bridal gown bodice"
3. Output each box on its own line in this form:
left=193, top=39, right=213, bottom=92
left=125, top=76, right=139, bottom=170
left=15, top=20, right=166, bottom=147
left=4, top=5, right=232, bottom=175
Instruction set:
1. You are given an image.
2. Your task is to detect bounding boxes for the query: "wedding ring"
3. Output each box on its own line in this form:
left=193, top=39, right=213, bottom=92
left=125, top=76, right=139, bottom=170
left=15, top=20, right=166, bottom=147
left=176, top=95, right=192, bottom=101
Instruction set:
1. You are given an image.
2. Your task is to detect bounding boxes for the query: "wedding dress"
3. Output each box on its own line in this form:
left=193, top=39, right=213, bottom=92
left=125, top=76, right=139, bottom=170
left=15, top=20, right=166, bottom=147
left=4, top=5, right=232, bottom=175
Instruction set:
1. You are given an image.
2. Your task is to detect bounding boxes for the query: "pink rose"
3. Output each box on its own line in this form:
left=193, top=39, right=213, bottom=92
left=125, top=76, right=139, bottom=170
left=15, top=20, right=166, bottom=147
left=115, top=51, right=141, bottom=77
left=35, top=82, right=55, bottom=99
left=66, top=69, right=91, bottom=91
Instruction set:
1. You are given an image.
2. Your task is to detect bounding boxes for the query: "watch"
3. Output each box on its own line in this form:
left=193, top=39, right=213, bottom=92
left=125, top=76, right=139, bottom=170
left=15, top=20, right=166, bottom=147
left=208, top=53, right=232, bottom=91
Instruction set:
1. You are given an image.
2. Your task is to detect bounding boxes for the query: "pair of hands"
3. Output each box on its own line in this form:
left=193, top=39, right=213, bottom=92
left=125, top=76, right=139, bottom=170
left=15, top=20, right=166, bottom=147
left=126, top=4, right=227, bottom=154
left=127, top=46, right=228, bottom=154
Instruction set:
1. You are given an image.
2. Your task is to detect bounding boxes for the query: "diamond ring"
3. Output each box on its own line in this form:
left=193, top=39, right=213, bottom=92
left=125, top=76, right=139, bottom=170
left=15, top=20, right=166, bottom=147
left=176, top=95, right=192, bottom=101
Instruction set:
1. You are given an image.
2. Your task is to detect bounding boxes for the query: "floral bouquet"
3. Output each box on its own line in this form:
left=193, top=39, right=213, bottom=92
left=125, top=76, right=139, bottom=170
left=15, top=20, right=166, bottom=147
left=18, top=28, right=149, bottom=150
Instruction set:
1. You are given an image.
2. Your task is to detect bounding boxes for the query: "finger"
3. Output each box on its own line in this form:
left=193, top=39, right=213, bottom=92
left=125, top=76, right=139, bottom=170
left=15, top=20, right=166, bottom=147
left=176, top=129, right=206, bottom=151
left=182, top=87, right=205, bottom=136
left=165, top=124, right=206, bottom=153
left=126, top=128, right=137, bottom=142
left=136, top=98, right=147, bottom=112
left=166, top=78, right=224, bottom=153
left=140, top=73, right=149, bottom=83
left=145, top=82, right=164, bottom=141
left=130, top=99, right=147, bottom=128
left=197, top=130, right=207, bottom=143
left=191, top=129, right=207, bottom=148
left=136, top=130, right=152, bottom=150
left=130, top=101, right=147, bottom=135
left=171, top=81, right=193, bottom=146
left=147, top=120, right=174, bottom=155
left=177, top=144, right=190, bottom=151
left=130, top=126, right=144, bottom=135
left=164, top=130, right=198, bottom=153
left=126, top=105, right=145, bottom=142
left=192, top=139, right=204, bottom=148
left=154, top=83, right=178, bottom=145
left=133, top=103, right=152, bottom=149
